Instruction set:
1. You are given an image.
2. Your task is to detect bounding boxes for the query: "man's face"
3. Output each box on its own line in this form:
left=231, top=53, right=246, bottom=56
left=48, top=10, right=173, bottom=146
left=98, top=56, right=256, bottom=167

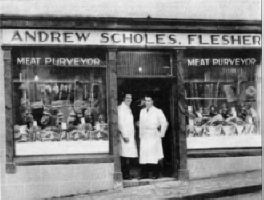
left=124, top=94, right=132, bottom=106
left=145, top=97, right=153, bottom=109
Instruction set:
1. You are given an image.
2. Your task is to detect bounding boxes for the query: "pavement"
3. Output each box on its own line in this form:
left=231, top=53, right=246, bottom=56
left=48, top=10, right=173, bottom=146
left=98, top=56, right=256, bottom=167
left=55, top=170, right=261, bottom=199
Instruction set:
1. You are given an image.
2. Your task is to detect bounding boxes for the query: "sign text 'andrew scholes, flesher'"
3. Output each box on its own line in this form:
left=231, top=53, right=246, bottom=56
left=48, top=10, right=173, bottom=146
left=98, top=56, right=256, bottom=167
left=5, top=30, right=261, bottom=47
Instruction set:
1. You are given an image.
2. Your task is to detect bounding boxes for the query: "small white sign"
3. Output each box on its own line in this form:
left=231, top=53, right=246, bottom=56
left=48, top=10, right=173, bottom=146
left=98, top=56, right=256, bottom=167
left=61, top=122, right=67, bottom=130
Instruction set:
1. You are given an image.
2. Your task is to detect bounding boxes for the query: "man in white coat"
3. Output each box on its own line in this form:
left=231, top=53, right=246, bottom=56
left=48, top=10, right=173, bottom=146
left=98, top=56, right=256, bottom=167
left=139, top=94, right=168, bottom=179
left=118, top=93, right=138, bottom=180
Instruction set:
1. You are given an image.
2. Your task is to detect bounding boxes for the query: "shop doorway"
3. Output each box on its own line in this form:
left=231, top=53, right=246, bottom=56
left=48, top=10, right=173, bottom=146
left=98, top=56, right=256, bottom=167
left=117, top=78, right=175, bottom=178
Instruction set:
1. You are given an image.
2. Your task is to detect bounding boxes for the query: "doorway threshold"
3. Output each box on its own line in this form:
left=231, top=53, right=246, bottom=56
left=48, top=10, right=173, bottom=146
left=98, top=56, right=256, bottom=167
left=123, top=177, right=177, bottom=188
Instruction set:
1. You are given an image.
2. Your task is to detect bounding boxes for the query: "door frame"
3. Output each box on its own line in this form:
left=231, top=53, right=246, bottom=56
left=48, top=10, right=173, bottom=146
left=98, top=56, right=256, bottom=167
left=117, top=77, right=179, bottom=178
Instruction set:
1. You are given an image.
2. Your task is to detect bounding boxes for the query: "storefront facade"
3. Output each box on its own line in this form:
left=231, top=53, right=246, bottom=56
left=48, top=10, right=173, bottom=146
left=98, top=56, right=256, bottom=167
left=0, top=16, right=261, bottom=199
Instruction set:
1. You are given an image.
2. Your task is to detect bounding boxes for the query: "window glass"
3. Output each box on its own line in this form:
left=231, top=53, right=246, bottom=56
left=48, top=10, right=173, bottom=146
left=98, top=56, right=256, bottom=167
left=183, top=50, right=261, bottom=149
left=12, top=48, right=109, bottom=155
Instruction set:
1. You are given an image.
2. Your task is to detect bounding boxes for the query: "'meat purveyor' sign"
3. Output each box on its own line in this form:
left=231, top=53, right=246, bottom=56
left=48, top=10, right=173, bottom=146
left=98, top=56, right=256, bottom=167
left=2, top=29, right=261, bottom=47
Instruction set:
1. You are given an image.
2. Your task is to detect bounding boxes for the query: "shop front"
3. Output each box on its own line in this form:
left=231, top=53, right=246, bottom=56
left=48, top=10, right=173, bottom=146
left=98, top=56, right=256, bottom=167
left=0, top=17, right=261, bottom=198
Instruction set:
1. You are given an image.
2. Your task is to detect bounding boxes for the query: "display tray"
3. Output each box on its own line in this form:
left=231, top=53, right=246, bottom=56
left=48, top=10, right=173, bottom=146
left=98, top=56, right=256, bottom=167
left=187, top=135, right=261, bottom=149
left=15, top=140, right=109, bottom=156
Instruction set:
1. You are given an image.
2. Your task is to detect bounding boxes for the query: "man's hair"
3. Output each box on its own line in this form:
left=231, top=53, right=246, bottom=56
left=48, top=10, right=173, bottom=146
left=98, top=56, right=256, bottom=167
left=144, top=92, right=155, bottom=101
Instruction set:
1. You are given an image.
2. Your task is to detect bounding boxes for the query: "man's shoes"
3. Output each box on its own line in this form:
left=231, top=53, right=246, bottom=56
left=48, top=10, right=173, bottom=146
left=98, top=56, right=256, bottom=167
left=152, top=173, right=159, bottom=179
left=123, top=174, right=132, bottom=180
left=138, top=173, right=148, bottom=180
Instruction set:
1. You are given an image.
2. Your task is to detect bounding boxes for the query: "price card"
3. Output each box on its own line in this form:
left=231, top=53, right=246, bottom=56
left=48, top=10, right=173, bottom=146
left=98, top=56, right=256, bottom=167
left=61, top=122, right=67, bottom=130
left=81, top=117, right=85, bottom=124
left=189, top=118, right=194, bottom=126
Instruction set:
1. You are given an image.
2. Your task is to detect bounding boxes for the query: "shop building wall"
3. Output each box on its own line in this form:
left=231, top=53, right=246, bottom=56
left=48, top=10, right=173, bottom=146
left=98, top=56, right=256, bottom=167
left=0, top=39, right=114, bottom=199
left=1, top=163, right=114, bottom=199
left=187, top=156, right=261, bottom=179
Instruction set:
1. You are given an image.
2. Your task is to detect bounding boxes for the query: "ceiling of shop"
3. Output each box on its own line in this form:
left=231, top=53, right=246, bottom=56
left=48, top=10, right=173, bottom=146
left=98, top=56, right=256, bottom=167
left=0, top=0, right=261, bottom=21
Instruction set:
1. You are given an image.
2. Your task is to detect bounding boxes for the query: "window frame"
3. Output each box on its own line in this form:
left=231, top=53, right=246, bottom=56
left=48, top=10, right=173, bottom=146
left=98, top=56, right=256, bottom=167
left=5, top=47, right=115, bottom=171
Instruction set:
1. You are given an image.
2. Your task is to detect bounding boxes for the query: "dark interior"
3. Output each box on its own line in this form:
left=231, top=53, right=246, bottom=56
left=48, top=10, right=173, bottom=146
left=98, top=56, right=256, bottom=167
left=117, top=78, right=173, bottom=177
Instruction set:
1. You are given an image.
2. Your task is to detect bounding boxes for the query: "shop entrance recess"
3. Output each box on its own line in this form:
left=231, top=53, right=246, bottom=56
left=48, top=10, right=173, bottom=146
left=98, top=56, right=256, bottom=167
left=116, top=51, right=179, bottom=183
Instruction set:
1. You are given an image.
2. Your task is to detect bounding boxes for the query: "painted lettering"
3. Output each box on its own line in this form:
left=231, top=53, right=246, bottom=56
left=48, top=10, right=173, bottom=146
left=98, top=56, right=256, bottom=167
left=75, top=32, right=90, bottom=42
left=188, top=35, right=196, bottom=44
left=211, top=35, right=219, bottom=44
left=145, top=34, right=154, bottom=44
left=222, top=35, right=229, bottom=45
left=64, top=33, right=74, bottom=43
left=156, top=34, right=165, bottom=44
left=134, top=34, right=143, bottom=43
left=11, top=31, right=23, bottom=41
left=100, top=33, right=109, bottom=43
left=51, top=32, right=61, bottom=42
left=123, top=34, right=132, bottom=43
left=253, top=36, right=261, bottom=45
left=112, top=33, right=121, bottom=43
left=25, top=31, right=36, bottom=42
left=17, top=58, right=25, bottom=65
left=168, top=34, right=177, bottom=44
left=231, top=36, right=241, bottom=45
left=38, top=31, right=49, bottom=42
left=198, top=35, right=209, bottom=44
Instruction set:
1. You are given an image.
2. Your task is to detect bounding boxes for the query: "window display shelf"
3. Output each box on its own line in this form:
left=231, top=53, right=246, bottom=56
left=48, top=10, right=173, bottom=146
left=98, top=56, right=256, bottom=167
left=13, top=79, right=95, bottom=83
left=184, top=90, right=227, bottom=100
left=184, top=80, right=236, bottom=83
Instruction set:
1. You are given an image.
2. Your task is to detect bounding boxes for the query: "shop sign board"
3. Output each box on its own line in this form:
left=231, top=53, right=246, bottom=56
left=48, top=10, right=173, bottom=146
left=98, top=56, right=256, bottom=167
left=2, top=29, right=261, bottom=48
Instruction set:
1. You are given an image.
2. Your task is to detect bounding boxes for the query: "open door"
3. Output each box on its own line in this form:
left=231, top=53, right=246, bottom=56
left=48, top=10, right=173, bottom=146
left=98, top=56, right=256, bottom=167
left=117, top=78, right=176, bottom=178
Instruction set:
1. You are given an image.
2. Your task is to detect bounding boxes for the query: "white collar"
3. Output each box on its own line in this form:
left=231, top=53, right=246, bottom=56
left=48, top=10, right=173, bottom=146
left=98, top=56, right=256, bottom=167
left=122, top=102, right=130, bottom=108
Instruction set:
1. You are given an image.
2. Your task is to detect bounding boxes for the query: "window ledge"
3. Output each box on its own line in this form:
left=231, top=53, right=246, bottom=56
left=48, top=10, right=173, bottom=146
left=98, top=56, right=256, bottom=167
left=13, top=154, right=114, bottom=166
left=187, top=147, right=262, bottom=158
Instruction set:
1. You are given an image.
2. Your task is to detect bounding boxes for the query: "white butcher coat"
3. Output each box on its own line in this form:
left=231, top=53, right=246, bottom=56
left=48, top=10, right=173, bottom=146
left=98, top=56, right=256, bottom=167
left=118, top=102, right=138, bottom=158
left=139, top=106, right=168, bottom=164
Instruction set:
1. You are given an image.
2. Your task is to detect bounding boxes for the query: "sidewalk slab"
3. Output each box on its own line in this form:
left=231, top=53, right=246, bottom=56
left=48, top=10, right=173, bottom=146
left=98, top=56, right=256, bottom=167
left=55, top=170, right=261, bottom=199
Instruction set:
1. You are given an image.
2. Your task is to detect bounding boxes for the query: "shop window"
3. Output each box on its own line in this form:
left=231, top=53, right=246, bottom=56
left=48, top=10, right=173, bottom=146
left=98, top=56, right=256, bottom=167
left=12, top=48, right=109, bottom=156
left=117, top=51, right=172, bottom=76
left=183, top=50, right=261, bottom=149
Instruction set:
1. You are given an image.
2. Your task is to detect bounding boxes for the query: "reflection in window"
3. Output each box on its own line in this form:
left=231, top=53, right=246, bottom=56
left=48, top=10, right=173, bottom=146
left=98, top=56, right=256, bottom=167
left=12, top=48, right=109, bottom=155
left=185, top=59, right=260, bottom=138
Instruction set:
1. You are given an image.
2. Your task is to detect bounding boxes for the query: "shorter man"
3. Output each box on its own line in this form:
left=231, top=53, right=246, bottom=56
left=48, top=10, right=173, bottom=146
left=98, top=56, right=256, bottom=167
left=118, top=93, right=138, bottom=180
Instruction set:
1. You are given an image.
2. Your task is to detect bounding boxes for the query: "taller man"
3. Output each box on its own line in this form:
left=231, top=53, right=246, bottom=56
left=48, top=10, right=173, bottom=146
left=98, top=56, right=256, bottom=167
left=139, top=94, right=168, bottom=179
left=118, top=93, right=138, bottom=180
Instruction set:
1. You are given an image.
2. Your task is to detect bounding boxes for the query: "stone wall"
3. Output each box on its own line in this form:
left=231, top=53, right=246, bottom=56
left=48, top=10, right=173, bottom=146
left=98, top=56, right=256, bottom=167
left=1, top=163, right=114, bottom=199
left=187, top=156, right=261, bottom=179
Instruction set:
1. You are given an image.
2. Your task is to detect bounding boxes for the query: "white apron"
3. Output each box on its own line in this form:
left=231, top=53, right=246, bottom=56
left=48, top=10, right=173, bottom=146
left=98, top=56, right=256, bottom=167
left=139, top=106, right=168, bottom=164
left=118, top=102, right=138, bottom=158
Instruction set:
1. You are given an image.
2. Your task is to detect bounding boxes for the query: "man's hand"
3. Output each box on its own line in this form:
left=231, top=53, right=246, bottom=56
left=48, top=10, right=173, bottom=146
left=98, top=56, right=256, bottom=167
left=123, top=137, right=129, bottom=143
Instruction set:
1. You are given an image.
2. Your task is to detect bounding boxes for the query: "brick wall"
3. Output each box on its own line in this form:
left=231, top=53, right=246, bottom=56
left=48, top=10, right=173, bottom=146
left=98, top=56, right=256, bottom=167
left=187, top=157, right=261, bottom=179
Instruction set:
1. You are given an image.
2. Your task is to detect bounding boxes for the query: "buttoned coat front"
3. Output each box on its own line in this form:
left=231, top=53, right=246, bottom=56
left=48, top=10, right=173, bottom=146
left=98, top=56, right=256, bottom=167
left=139, top=106, right=168, bottom=164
